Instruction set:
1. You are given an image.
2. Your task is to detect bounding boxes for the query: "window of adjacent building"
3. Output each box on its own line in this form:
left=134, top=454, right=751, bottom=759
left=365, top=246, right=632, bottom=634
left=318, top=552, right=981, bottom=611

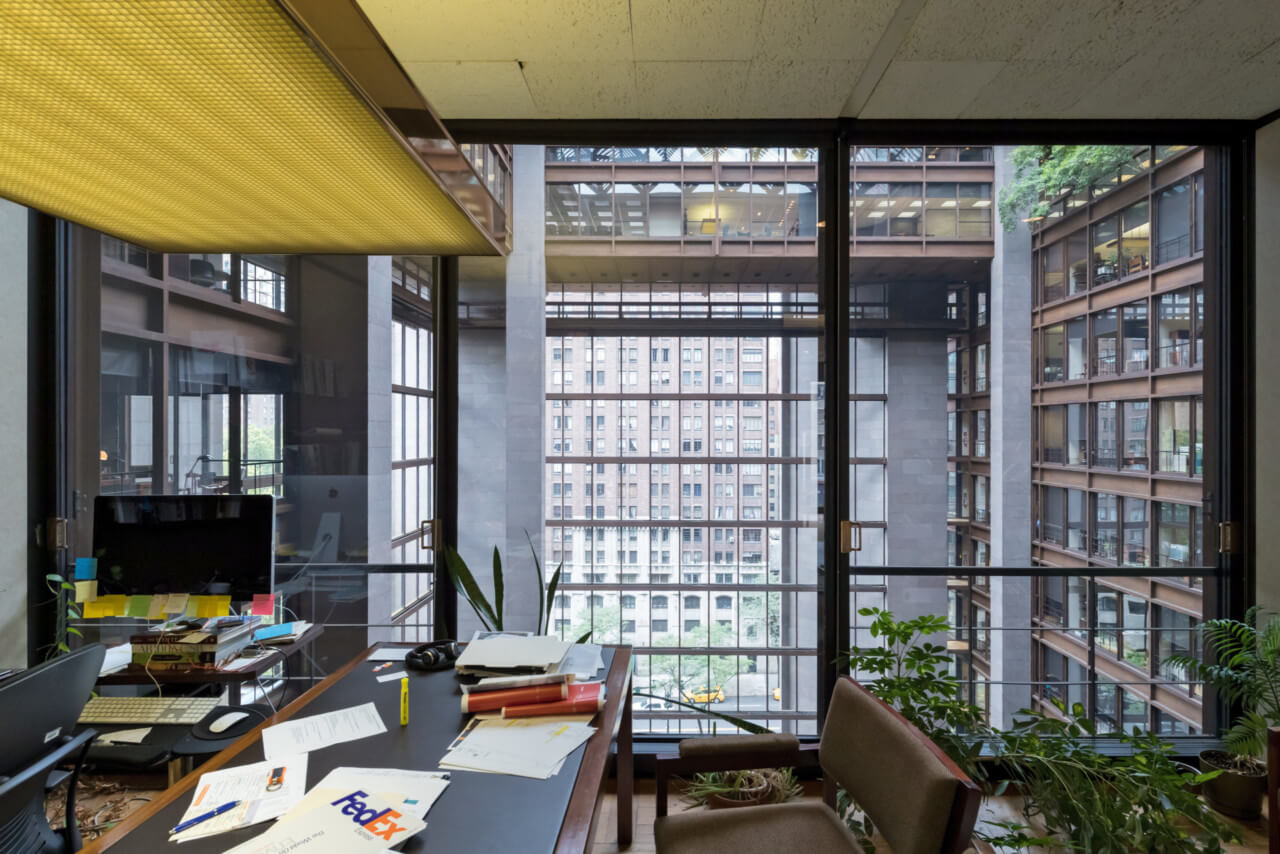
left=1156, top=396, right=1203, bottom=477
left=1066, top=403, right=1087, bottom=465
left=853, top=182, right=922, bottom=237
left=1093, top=215, right=1120, bottom=283
left=1093, top=492, right=1119, bottom=560
left=975, top=411, right=988, bottom=457
left=1155, top=605, right=1201, bottom=698
left=1156, top=501, right=1203, bottom=574
left=1093, top=307, right=1118, bottom=377
left=1155, top=179, right=1193, bottom=264
left=1121, top=200, right=1151, bottom=276
left=1094, top=401, right=1118, bottom=468
left=1066, top=489, right=1087, bottom=552
left=1066, top=230, right=1088, bottom=295
left=1122, top=496, right=1149, bottom=566
left=1122, top=301, right=1149, bottom=373
left=1064, top=317, right=1087, bottom=380
left=947, top=411, right=957, bottom=457
left=975, top=344, right=988, bottom=393
left=1042, top=240, right=1065, bottom=303
left=1156, top=288, right=1194, bottom=368
left=1122, top=401, right=1149, bottom=472
left=854, top=146, right=922, bottom=162
left=1042, top=486, right=1065, bottom=545
left=1042, top=405, right=1066, bottom=464
left=1043, top=323, right=1065, bottom=382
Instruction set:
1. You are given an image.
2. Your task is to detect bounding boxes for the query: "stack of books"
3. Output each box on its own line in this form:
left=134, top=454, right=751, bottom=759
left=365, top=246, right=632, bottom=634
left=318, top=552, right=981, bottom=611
left=455, top=635, right=607, bottom=718
left=130, top=616, right=262, bottom=670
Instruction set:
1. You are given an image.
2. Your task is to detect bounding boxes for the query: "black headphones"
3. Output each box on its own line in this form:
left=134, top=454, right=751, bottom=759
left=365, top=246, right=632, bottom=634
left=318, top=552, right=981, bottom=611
left=404, top=640, right=460, bottom=672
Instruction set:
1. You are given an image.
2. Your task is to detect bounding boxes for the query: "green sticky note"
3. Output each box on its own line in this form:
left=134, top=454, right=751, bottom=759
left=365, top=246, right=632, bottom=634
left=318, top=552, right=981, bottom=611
left=74, top=580, right=98, bottom=603
left=125, top=595, right=152, bottom=617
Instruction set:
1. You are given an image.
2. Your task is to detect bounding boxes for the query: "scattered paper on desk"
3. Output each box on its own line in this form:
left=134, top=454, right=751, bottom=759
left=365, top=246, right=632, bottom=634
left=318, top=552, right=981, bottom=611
left=146, top=595, right=168, bottom=619
left=165, top=593, right=190, bottom=615
left=99, top=644, right=132, bottom=675
left=375, top=670, right=407, bottom=684
left=223, top=789, right=424, bottom=854
left=262, top=702, right=388, bottom=760
left=170, top=754, right=308, bottom=843
left=251, top=593, right=276, bottom=617
left=74, top=557, right=97, bottom=580
left=366, top=647, right=413, bottom=662
left=439, top=716, right=595, bottom=779
left=124, top=595, right=152, bottom=618
left=221, top=652, right=274, bottom=672
left=276, top=767, right=449, bottom=827
left=98, top=727, right=151, bottom=744
left=454, top=635, right=573, bottom=673
left=73, top=580, right=97, bottom=603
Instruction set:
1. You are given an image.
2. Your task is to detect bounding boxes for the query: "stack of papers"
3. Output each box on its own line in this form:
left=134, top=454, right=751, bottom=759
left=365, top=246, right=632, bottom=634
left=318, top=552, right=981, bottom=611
left=439, top=716, right=596, bottom=779
left=224, top=788, right=425, bottom=854
left=169, top=755, right=309, bottom=842
left=454, top=635, right=574, bottom=676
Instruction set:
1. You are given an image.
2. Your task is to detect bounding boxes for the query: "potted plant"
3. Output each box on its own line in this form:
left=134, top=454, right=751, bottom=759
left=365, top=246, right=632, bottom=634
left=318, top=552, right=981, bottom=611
left=633, top=691, right=803, bottom=809
left=1168, top=607, right=1280, bottom=819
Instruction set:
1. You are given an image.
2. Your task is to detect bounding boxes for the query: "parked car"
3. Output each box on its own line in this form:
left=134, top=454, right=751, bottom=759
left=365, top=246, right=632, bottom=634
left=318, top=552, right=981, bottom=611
left=682, top=685, right=725, bottom=704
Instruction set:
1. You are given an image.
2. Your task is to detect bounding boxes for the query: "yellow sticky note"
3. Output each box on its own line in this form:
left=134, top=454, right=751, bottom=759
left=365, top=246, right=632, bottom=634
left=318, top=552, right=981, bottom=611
left=74, top=580, right=98, bottom=603
left=164, top=593, right=189, bottom=615
left=186, top=596, right=204, bottom=617
left=194, top=596, right=228, bottom=618
left=146, top=594, right=168, bottom=619
left=82, top=600, right=112, bottom=619
left=97, top=595, right=127, bottom=617
left=125, top=595, right=152, bottom=617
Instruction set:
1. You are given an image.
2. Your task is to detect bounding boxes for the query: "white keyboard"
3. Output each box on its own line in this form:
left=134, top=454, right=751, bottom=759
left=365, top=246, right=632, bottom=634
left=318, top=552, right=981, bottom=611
left=79, top=696, right=220, bottom=726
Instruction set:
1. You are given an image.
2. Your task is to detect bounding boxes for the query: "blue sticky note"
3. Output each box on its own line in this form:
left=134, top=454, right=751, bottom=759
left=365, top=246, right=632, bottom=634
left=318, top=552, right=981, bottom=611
left=74, top=558, right=98, bottom=580
left=254, top=623, right=294, bottom=642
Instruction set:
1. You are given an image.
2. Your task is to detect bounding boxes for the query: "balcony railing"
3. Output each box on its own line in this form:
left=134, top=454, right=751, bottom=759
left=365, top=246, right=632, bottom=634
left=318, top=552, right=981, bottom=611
left=545, top=564, right=1221, bottom=739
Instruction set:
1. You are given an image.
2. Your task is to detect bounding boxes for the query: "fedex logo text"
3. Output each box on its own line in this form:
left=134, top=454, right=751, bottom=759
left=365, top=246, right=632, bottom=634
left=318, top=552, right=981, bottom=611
left=329, top=791, right=407, bottom=841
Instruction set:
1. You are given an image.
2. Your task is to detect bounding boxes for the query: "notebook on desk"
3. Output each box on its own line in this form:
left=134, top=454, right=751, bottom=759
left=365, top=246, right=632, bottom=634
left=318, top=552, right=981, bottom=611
left=453, top=635, right=573, bottom=675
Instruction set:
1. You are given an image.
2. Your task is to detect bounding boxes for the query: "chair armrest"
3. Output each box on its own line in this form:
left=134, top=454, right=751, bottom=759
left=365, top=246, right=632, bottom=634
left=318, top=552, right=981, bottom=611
left=654, top=736, right=817, bottom=817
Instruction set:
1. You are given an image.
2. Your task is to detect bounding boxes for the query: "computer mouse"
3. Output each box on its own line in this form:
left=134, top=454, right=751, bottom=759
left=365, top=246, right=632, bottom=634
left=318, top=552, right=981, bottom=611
left=208, top=710, right=252, bottom=733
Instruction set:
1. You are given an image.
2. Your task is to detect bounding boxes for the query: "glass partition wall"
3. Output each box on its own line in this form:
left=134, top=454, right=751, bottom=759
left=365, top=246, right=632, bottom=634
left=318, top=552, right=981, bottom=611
left=71, top=235, right=446, bottom=684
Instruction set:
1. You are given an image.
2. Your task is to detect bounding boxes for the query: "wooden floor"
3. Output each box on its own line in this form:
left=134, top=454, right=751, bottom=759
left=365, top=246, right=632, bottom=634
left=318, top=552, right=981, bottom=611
left=58, top=776, right=1277, bottom=852
left=589, top=783, right=1275, bottom=854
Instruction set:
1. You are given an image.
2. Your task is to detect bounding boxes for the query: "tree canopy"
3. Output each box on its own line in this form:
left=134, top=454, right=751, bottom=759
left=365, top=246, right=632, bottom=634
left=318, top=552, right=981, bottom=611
left=996, top=145, right=1136, bottom=232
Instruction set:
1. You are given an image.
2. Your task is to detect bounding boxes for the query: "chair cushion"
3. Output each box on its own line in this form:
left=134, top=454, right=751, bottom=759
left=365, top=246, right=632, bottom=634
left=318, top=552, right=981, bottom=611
left=654, top=801, right=861, bottom=854
left=820, top=679, right=960, bottom=854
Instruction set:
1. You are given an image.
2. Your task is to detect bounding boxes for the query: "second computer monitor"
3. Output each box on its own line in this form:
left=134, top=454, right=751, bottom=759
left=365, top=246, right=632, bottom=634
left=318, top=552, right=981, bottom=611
left=92, top=495, right=275, bottom=601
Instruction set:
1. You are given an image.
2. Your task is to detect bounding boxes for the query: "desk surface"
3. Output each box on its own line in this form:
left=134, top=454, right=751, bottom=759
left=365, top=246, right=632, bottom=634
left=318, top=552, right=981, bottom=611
left=82, top=643, right=633, bottom=854
left=95, top=624, right=324, bottom=685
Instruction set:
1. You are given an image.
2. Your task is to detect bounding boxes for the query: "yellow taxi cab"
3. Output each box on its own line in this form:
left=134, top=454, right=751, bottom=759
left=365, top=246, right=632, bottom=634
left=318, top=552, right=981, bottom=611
left=682, top=685, right=725, bottom=704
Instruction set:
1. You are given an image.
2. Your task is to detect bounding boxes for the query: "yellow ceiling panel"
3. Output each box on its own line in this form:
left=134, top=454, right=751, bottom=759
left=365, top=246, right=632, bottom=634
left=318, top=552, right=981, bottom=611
left=0, top=0, right=499, bottom=254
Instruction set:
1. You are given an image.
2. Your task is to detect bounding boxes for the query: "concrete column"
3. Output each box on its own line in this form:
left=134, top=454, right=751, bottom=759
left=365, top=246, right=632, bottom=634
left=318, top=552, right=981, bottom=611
left=456, top=145, right=546, bottom=636
left=503, top=145, right=547, bottom=631
left=989, top=145, right=1035, bottom=727
left=0, top=200, right=26, bottom=668
left=884, top=333, right=949, bottom=622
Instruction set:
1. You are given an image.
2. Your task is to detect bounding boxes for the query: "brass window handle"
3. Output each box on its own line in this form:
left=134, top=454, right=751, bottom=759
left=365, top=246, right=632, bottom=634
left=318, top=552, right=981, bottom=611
left=840, top=520, right=862, bottom=553
left=420, top=519, right=441, bottom=550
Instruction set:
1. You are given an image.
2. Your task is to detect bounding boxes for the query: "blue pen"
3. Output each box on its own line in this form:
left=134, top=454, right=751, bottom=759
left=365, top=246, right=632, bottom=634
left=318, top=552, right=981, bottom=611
left=170, top=799, right=241, bottom=835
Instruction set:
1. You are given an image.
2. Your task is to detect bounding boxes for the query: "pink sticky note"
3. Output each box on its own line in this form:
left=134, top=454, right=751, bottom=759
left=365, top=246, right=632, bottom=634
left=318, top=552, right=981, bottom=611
left=251, top=593, right=276, bottom=617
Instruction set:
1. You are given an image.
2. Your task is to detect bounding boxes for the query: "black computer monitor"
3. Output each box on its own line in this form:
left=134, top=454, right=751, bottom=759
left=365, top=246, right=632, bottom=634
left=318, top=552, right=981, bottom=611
left=92, top=495, right=275, bottom=600
left=0, top=644, right=104, bottom=773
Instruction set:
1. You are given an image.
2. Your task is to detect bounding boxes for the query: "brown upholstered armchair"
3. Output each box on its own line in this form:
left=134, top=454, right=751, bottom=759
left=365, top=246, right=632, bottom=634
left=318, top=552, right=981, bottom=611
left=653, top=677, right=981, bottom=854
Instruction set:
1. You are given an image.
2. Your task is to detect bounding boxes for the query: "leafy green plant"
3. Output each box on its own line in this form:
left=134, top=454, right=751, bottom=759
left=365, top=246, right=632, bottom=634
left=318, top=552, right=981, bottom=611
left=1168, top=607, right=1280, bottom=761
left=996, top=145, right=1136, bottom=232
left=43, top=571, right=82, bottom=657
left=443, top=532, right=589, bottom=641
left=840, top=607, right=1239, bottom=853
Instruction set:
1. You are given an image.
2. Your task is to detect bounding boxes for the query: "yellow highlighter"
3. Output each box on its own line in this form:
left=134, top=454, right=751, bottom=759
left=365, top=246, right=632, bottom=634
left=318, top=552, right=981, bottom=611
left=400, top=676, right=409, bottom=727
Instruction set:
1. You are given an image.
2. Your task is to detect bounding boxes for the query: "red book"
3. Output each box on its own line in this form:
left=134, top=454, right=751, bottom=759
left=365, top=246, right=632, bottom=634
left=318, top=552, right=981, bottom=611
left=460, top=682, right=567, bottom=713
left=501, top=683, right=606, bottom=718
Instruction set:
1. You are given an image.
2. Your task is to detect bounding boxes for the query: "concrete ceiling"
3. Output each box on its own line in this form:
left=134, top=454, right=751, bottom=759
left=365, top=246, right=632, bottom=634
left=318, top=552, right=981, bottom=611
left=355, top=0, right=1280, bottom=121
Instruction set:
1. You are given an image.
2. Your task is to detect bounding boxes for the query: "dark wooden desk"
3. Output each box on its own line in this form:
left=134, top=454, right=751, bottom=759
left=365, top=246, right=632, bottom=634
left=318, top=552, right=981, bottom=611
left=82, top=643, right=634, bottom=853
left=96, top=624, right=325, bottom=705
